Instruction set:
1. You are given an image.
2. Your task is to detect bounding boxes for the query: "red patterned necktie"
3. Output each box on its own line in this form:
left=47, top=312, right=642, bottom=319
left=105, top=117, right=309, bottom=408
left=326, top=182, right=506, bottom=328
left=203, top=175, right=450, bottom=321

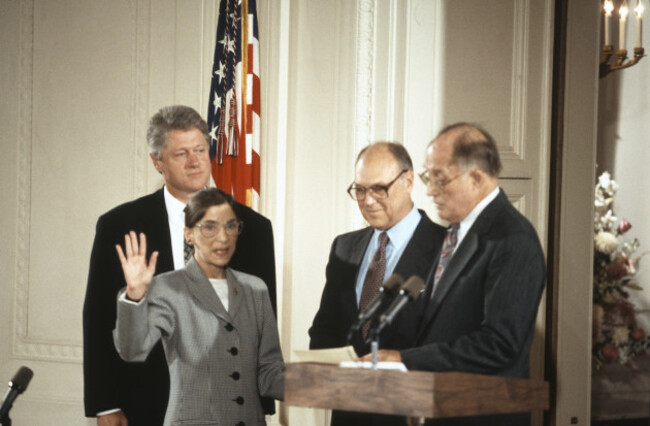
left=433, top=224, right=459, bottom=286
left=359, top=232, right=389, bottom=338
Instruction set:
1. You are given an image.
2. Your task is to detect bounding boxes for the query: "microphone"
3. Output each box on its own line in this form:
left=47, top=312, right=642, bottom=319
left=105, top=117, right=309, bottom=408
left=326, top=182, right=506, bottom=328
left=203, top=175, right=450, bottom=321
left=347, top=274, right=403, bottom=341
left=0, top=366, right=34, bottom=422
left=370, top=275, right=425, bottom=339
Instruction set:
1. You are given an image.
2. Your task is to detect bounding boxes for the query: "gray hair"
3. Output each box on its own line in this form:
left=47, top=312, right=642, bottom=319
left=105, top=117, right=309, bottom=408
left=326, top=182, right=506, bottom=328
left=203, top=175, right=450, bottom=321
left=431, top=122, right=502, bottom=178
left=146, top=105, right=210, bottom=159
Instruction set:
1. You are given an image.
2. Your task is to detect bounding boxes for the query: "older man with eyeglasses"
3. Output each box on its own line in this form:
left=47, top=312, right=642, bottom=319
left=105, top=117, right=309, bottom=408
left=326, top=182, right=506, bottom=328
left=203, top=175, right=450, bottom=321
left=309, top=142, right=446, bottom=426
left=364, top=123, right=546, bottom=426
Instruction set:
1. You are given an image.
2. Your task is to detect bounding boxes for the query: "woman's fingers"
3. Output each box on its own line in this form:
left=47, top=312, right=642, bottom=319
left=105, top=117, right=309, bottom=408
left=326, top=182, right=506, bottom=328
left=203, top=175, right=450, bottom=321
left=139, top=231, right=147, bottom=256
left=121, top=231, right=148, bottom=260
left=116, top=244, right=127, bottom=266
left=147, top=251, right=159, bottom=275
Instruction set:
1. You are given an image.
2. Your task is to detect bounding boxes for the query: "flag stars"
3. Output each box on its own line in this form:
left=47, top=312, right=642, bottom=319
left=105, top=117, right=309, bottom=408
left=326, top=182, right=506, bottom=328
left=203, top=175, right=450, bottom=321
left=226, top=39, right=236, bottom=53
left=209, top=125, right=219, bottom=142
left=214, top=62, right=226, bottom=83
left=212, top=92, right=222, bottom=109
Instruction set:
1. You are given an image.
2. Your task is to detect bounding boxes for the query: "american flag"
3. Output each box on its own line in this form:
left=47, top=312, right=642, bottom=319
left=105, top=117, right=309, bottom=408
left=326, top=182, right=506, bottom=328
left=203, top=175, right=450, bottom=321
left=208, top=0, right=261, bottom=208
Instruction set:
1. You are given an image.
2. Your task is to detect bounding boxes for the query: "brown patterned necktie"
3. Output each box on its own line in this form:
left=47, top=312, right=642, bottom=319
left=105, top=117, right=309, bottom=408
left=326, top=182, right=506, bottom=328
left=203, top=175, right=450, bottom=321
left=433, top=224, right=459, bottom=287
left=359, top=232, right=389, bottom=338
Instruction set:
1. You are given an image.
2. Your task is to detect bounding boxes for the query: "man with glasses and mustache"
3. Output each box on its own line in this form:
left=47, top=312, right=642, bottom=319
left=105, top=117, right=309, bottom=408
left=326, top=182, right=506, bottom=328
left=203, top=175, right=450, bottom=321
left=309, top=142, right=446, bottom=426
left=365, top=123, right=546, bottom=426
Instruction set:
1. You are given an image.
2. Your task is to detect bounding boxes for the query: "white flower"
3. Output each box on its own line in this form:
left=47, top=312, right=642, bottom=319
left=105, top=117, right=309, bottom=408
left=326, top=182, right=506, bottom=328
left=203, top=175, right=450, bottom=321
left=598, top=172, right=619, bottom=195
left=613, top=326, right=630, bottom=345
left=599, top=210, right=618, bottom=231
left=595, top=231, right=619, bottom=254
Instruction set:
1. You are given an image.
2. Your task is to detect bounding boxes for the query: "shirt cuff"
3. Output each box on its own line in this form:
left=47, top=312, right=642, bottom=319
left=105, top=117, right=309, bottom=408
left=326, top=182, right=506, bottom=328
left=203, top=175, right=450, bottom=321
left=119, top=290, right=144, bottom=305
left=97, top=408, right=122, bottom=416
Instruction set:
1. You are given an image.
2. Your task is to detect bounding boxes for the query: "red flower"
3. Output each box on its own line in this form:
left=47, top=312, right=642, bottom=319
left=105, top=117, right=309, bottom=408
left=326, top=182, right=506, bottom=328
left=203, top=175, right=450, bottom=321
left=607, top=257, right=634, bottom=279
left=631, top=328, right=646, bottom=340
left=602, top=343, right=619, bottom=362
left=618, top=219, right=632, bottom=234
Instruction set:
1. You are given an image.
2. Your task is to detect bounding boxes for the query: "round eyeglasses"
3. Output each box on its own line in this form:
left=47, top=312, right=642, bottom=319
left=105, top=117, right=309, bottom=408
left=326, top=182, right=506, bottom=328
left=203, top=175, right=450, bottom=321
left=196, top=220, right=243, bottom=238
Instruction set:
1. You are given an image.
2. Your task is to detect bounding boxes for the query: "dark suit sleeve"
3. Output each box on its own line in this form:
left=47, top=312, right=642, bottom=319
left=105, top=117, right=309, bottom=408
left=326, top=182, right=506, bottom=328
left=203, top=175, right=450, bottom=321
left=309, top=236, right=359, bottom=350
left=401, top=232, right=546, bottom=375
left=230, top=204, right=277, bottom=313
left=82, top=215, right=127, bottom=416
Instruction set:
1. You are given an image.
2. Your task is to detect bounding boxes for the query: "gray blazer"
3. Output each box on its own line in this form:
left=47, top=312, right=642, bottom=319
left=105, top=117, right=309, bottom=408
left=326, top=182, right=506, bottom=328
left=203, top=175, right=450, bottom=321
left=113, top=258, right=284, bottom=426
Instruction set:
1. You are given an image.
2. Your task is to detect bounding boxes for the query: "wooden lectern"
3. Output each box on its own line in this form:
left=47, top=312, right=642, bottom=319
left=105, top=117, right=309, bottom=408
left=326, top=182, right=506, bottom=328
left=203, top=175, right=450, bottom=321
left=284, top=363, right=549, bottom=419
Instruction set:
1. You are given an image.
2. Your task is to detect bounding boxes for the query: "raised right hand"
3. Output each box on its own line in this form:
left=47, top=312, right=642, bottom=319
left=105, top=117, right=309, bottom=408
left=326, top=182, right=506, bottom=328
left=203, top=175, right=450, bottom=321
left=115, top=231, right=158, bottom=301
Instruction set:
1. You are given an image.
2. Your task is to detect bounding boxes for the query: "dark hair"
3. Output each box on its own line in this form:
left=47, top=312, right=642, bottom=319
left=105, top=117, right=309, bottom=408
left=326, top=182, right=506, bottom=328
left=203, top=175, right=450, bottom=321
left=184, top=188, right=238, bottom=228
left=356, top=141, right=414, bottom=171
left=147, top=105, right=210, bottom=159
left=433, top=122, right=502, bottom=177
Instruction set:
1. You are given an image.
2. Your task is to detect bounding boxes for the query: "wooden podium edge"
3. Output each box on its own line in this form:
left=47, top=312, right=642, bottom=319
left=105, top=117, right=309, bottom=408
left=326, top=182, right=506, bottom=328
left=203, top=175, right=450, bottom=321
left=284, top=362, right=549, bottom=418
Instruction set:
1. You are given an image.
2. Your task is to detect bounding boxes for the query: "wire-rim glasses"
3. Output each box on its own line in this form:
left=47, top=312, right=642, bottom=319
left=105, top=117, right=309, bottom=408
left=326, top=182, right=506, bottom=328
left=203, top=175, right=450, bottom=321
left=196, top=220, right=243, bottom=238
left=418, top=169, right=466, bottom=190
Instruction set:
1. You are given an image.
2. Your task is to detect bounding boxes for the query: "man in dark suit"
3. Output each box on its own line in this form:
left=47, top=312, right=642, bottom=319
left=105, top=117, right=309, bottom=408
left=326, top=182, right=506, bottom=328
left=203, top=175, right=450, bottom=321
left=367, top=123, right=546, bottom=426
left=309, top=142, right=446, bottom=426
left=83, top=105, right=276, bottom=426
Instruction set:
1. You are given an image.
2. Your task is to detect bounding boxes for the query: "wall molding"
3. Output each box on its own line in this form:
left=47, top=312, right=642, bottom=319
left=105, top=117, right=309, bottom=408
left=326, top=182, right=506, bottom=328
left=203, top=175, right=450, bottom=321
left=352, top=0, right=376, bottom=230
left=13, top=0, right=150, bottom=363
left=504, top=0, right=529, bottom=162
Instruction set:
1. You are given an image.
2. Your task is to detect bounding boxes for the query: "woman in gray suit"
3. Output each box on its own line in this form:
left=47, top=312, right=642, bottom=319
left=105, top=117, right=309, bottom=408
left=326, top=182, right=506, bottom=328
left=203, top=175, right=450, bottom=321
left=113, top=188, right=284, bottom=426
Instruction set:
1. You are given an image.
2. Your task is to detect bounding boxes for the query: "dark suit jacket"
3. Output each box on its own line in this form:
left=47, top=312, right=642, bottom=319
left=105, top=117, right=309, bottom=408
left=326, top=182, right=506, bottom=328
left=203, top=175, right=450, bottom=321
left=83, top=188, right=276, bottom=425
left=309, top=210, right=445, bottom=426
left=401, top=189, right=546, bottom=426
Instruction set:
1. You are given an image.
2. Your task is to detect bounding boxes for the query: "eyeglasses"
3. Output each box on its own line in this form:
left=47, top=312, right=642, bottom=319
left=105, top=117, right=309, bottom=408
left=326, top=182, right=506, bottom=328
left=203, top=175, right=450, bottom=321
left=418, top=169, right=465, bottom=189
left=347, top=170, right=408, bottom=201
left=196, top=220, right=243, bottom=238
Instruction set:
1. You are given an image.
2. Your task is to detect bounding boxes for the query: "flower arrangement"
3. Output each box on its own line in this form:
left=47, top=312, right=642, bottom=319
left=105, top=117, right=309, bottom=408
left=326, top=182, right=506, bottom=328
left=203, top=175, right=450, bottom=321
left=592, top=172, right=650, bottom=366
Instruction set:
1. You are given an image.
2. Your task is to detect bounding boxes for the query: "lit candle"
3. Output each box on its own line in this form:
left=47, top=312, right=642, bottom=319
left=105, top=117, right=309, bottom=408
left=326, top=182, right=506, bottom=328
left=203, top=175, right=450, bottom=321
left=620, top=0, right=629, bottom=50
left=635, top=0, right=644, bottom=48
left=605, top=0, right=614, bottom=46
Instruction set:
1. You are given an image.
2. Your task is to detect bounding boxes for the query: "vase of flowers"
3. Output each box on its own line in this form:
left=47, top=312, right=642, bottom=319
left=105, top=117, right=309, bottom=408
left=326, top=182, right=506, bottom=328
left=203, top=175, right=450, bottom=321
left=592, top=172, right=650, bottom=366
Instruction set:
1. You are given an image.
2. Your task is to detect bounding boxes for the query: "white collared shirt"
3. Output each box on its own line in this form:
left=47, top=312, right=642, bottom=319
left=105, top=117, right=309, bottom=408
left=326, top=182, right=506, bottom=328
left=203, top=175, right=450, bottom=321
left=453, top=186, right=500, bottom=253
left=354, top=205, right=422, bottom=306
left=163, top=185, right=188, bottom=271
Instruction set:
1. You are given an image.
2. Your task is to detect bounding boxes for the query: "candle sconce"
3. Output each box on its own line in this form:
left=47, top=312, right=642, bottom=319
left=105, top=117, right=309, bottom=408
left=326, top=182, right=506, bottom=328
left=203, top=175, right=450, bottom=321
left=600, top=45, right=645, bottom=78
left=600, top=0, right=645, bottom=79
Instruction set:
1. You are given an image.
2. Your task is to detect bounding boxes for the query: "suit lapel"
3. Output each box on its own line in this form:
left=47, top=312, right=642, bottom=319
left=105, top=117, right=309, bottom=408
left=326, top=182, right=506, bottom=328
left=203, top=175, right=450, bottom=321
left=393, top=211, right=439, bottom=282
left=351, top=229, right=373, bottom=267
left=226, top=269, right=243, bottom=320
left=349, top=228, right=373, bottom=313
left=184, top=258, right=230, bottom=322
left=418, top=190, right=508, bottom=337
left=420, top=232, right=479, bottom=329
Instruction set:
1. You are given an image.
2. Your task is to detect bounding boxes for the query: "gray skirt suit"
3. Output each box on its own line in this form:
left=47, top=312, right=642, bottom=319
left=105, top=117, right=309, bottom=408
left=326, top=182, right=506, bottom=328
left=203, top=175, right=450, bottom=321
left=113, top=258, right=284, bottom=426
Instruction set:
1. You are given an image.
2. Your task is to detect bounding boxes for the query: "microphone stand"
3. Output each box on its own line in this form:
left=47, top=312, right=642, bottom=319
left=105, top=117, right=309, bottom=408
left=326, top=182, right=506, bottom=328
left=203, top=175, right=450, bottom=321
left=368, top=327, right=380, bottom=370
left=1, top=413, right=12, bottom=426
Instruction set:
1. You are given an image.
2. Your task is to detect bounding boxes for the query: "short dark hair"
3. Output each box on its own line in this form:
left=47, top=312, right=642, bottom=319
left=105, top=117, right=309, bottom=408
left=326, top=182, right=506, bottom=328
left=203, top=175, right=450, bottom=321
left=433, top=122, right=502, bottom=177
left=184, top=188, right=238, bottom=228
left=356, top=141, right=414, bottom=171
left=147, top=105, right=210, bottom=159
